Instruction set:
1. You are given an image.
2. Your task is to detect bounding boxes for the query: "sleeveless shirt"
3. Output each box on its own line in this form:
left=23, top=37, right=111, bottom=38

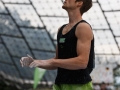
left=55, top=20, right=95, bottom=84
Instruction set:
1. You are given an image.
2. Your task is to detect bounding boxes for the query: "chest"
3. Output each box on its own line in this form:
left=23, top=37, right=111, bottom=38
left=58, top=28, right=77, bottom=45
left=62, top=25, right=74, bottom=35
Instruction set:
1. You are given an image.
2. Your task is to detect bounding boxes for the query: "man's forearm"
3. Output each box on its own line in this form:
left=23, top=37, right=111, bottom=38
left=37, top=59, right=58, bottom=70
left=52, top=56, right=88, bottom=70
left=36, top=56, right=88, bottom=70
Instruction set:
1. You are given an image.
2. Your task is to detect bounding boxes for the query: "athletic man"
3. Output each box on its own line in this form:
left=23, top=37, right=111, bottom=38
left=20, top=0, right=95, bottom=90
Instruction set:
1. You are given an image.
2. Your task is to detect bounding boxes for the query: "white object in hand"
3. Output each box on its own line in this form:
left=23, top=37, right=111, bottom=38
left=20, top=54, right=34, bottom=67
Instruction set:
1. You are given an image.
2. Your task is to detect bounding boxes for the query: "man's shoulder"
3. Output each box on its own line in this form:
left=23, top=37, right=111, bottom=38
left=75, top=21, right=93, bottom=39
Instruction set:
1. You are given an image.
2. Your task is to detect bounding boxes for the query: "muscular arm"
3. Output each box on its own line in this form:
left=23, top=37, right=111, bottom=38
left=50, top=23, right=93, bottom=70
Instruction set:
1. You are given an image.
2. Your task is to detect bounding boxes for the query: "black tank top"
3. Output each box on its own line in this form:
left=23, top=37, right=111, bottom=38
left=55, top=20, right=95, bottom=84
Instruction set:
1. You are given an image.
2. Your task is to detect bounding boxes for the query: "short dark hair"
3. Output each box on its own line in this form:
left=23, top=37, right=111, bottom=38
left=76, top=0, right=93, bottom=15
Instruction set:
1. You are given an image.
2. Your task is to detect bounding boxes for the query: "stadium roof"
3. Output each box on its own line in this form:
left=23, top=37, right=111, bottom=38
left=0, top=0, right=120, bottom=89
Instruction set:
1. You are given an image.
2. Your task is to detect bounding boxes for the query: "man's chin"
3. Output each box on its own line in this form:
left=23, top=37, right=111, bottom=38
left=62, top=6, right=67, bottom=9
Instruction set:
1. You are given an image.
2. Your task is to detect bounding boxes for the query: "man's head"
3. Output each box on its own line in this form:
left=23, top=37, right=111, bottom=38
left=62, top=0, right=92, bottom=15
left=76, top=0, right=92, bottom=15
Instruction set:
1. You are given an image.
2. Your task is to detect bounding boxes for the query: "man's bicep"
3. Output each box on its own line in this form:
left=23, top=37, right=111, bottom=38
left=77, top=38, right=91, bottom=59
left=76, top=23, right=93, bottom=61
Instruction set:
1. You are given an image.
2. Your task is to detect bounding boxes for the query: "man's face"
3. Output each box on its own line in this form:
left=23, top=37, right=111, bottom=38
left=62, top=0, right=77, bottom=10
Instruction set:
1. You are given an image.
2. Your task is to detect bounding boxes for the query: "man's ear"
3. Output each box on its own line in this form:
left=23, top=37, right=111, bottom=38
left=77, top=1, right=83, bottom=8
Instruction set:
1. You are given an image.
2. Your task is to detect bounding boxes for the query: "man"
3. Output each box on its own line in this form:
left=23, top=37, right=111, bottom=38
left=20, top=0, right=95, bottom=90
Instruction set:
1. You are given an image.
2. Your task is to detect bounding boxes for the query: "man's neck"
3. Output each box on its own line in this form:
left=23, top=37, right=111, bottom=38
left=67, top=9, right=82, bottom=24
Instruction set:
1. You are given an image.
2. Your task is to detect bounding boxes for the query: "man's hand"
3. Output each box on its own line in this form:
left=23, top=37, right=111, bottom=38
left=20, top=55, right=57, bottom=70
left=20, top=54, right=34, bottom=67
left=29, top=59, right=56, bottom=69
left=29, top=60, right=42, bottom=68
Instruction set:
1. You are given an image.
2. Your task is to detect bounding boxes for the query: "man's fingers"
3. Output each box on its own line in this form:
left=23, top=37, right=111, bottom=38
left=27, top=54, right=33, bottom=60
left=29, top=62, right=38, bottom=68
left=20, top=59, right=24, bottom=67
left=22, top=57, right=28, bottom=66
left=21, top=57, right=24, bottom=61
left=24, top=61, right=27, bottom=66
left=29, top=62, right=35, bottom=68
left=20, top=59, right=22, bottom=64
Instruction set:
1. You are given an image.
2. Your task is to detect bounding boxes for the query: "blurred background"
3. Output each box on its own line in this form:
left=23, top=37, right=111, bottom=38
left=0, top=0, right=120, bottom=90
